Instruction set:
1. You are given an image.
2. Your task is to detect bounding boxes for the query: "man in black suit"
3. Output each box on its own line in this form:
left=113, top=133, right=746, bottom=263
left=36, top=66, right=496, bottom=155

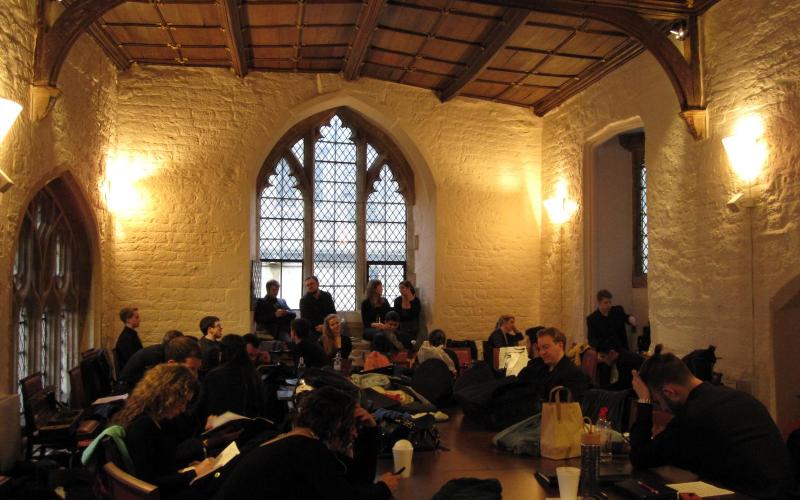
left=518, top=327, right=590, bottom=401
left=115, top=306, right=143, bottom=372
left=299, top=275, right=336, bottom=337
left=586, top=289, right=636, bottom=350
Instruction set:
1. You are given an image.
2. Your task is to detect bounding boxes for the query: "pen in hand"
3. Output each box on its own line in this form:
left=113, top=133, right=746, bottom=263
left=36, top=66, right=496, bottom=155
left=637, top=481, right=660, bottom=495
left=392, top=467, right=405, bottom=475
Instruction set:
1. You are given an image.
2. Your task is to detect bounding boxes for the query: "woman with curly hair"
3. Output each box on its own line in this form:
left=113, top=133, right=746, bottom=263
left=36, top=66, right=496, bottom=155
left=213, top=386, right=399, bottom=499
left=114, top=363, right=213, bottom=497
left=321, top=314, right=352, bottom=361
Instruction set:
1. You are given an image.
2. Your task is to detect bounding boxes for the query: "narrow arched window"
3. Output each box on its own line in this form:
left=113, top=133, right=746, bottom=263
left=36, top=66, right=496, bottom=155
left=255, top=108, right=415, bottom=312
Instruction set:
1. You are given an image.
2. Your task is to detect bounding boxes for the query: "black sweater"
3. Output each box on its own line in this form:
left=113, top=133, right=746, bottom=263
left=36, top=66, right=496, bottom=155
left=360, top=298, right=392, bottom=328
left=213, top=431, right=391, bottom=500
left=517, top=355, right=590, bottom=401
left=115, top=326, right=143, bottom=371
left=630, top=383, right=793, bottom=498
left=125, top=415, right=196, bottom=496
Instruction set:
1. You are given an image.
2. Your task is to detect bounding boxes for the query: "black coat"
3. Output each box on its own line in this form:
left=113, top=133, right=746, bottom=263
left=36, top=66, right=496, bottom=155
left=586, top=305, right=631, bottom=350
left=115, top=326, right=143, bottom=371
left=299, top=291, right=336, bottom=330
left=117, top=344, right=164, bottom=393
left=517, top=355, right=590, bottom=401
left=125, top=415, right=196, bottom=496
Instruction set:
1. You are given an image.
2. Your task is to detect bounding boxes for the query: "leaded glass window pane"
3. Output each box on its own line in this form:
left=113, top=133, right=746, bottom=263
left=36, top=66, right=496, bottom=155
left=17, top=308, right=27, bottom=386
left=259, top=158, right=304, bottom=261
left=367, top=263, right=406, bottom=292
left=638, top=163, right=649, bottom=275
left=367, top=165, right=407, bottom=262
left=291, top=138, right=304, bottom=164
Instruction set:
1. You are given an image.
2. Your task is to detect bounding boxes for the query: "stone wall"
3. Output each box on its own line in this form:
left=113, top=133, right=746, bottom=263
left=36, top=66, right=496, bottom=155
left=0, top=1, right=118, bottom=391
left=541, top=0, right=800, bottom=413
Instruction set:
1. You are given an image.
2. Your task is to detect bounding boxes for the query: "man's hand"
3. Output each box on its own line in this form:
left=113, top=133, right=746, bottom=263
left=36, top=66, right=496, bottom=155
left=354, top=405, right=376, bottom=428
left=276, top=309, right=287, bottom=317
left=378, top=472, right=401, bottom=493
left=631, top=370, right=651, bottom=401
left=370, top=322, right=387, bottom=330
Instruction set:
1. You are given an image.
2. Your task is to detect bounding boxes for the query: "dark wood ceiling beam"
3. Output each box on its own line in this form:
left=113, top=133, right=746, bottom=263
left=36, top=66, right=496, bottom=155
left=525, top=20, right=627, bottom=37
left=376, top=24, right=482, bottom=48
left=364, top=60, right=456, bottom=79
left=440, top=8, right=528, bottom=101
left=485, top=66, right=574, bottom=78
left=59, top=0, right=130, bottom=70
left=120, top=42, right=228, bottom=49
left=250, top=43, right=349, bottom=49
left=475, top=77, right=559, bottom=89
left=249, top=23, right=356, bottom=29
left=371, top=46, right=466, bottom=67
left=343, top=0, right=386, bottom=80
left=217, top=0, right=248, bottom=77
left=387, top=0, right=501, bottom=21
left=101, top=22, right=223, bottom=29
left=505, top=44, right=604, bottom=61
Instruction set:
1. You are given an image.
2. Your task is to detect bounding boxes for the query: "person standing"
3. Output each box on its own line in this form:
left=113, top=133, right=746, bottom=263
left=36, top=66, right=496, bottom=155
left=299, top=275, right=337, bottom=336
left=198, top=316, right=223, bottom=374
left=115, top=307, right=143, bottom=372
left=586, top=289, right=636, bottom=350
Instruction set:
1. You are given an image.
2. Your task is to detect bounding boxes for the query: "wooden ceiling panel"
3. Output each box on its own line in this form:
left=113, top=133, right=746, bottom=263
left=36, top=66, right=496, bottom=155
left=380, top=4, right=439, bottom=34
left=450, top=1, right=505, bottom=17
left=124, top=45, right=179, bottom=61
left=559, top=33, right=630, bottom=58
left=158, top=3, right=221, bottom=26
left=298, top=59, right=343, bottom=72
left=413, top=57, right=461, bottom=77
left=249, top=27, right=299, bottom=46
left=420, top=38, right=474, bottom=63
left=101, top=3, right=161, bottom=24
left=251, top=46, right=296, bottom=60
left=401, top=70, right=450, bottom=90
left=301, top=26, right=353, bottom=46
left=583, top=20, right=627, bottom=35
left=479, top=67, right=524, bottom=84
left=372, top=28, right=426, bottom=54
left=526, top=12, right=585, bottom=29
left=180, top=47, right=231, bottom=62
left=521, top=73, right=570, bottom=88
left=491, top=47, right=544, bottom=72
left=245, top=4, right=299, bottom=26
left=393, top=0, right=449, bottom=9
left=508, top=24, right=570, bottom=51
left=251, top=60, right=295, bottom=71
left=303, top=3, right=362, bottom=24
left=460, top=80, right=506, bottom=98
left=300, top=45, right=348, bottom=59
left=436, top=13, right=495, bottom=41
left=498, top=85, right=551, bottom=105
left=537, top=55, right=595, bottom=76
left=361, top=62, right=406, bottom=81
left=365, top=48, right=414, bottom=68
left=171, top=27, right=228, bottom=46
left=106, top=26, right=172, bottom=45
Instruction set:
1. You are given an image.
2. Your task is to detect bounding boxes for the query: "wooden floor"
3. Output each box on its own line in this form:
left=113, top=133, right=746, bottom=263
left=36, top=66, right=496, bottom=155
left=376, top=409, right=544, bottom=500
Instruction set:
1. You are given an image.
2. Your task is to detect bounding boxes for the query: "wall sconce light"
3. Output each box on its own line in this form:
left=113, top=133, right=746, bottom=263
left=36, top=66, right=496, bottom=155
left=723, top=114, right=767, bottom=212
left=544, top=180, right=578, bottom=224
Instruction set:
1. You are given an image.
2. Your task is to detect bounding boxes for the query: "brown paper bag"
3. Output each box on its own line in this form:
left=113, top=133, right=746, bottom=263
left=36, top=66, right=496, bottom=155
left=540, top=386, right=583, bottom=459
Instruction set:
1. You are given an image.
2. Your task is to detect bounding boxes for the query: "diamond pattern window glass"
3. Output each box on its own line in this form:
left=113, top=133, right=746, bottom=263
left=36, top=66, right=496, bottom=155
left=367, top=144, right=379, bottom=169
left=638, top=163, right=649, bottom=275
left=368, top=263, right=406, bottom=292
left=291, top=138, right=304, bottom=164
left=314, top=116, right=358, bottom=310
left=17, top=308, right=27, bottom=386
left=367, top=164, right=407, bottom=265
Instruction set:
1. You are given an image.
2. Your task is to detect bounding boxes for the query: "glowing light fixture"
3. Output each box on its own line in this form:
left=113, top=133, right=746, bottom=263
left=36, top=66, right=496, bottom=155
left=722, top=114, right=767, bottom=184
left=544, top=180, right=578, bottom=224
left=0, top=97, right=22, bottom=143
left=101, top=151, right=157, bottom=216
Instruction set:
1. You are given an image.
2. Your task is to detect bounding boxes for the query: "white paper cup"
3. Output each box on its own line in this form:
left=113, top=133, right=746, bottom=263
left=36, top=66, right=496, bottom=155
left=556, top=466, right=580, bottom=500
left=392, top=439, right=413, bottom=478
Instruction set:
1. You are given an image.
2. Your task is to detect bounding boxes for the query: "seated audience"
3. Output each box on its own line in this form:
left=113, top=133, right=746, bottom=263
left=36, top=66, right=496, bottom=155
left=595, top=337, right=644, bottom=391
left=393, top=280, right=421, bottom=346
left=116, top=330, right=184, bottom=393
left=517, top=327, right=590, bottom=401
left=198, top=316, right=223, bottom=374
left=115, top=306, right=143, bottom=372
left=630, top=345, right=793, bottom=499
left=299, top=275, right=337, bottom=336
left=254, top=279, right=296, bottom=342
left=213, top=386, right=398, bottom=499
left=321, top=314, right=352, bottom=361
left=361, top=279, right=392, bottom=341
left=202, top=334, right=267, bottom=418
left=523, top=326, right=545, bottom=359
left=371, top=311, right=405, bottom=355
left=242, top=333, right=271, bottom=367
left=416, top=329, right=458, bottom=375
left=290, top=318, right=328, bottom=369
left=114, top=364, right=214, bottom=498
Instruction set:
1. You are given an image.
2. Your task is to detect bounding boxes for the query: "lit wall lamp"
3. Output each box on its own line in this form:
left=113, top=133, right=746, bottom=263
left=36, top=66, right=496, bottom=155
left=722, top=114, right=767, bottom=212
left=0, top=97, right=23, bottom=193
left=544, top=180, right=578, bottom=224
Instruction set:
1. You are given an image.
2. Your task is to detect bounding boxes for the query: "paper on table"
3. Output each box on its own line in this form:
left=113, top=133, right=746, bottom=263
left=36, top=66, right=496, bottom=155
left=190, top=441, right=240, bottom=484
left=666, top=482, right=734, bottom=497
left=203, top=411, right=248, bottom=434
left=92, top=394, right=128, bottom=405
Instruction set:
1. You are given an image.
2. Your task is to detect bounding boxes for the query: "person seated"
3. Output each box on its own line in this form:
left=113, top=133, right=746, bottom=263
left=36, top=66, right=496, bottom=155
left=213, top=386, right=398, bottom=499
left=116, top=329, right=184, bottom=394
left=488, top=315, right=523, bottom=348
left=360, top=279, right=392, bottom=342
left=523, top=326, right=545, bottom=360
left=595, top=337, right=644, bottom=391
left=254, top=279, right=296, bottom=342
left=393, top=280, right=421, bottom=347
left=242, top=333, right=271, bottom=368
left=630, top=345, right=793, bottom=498
left=202, top=334, right=267, bottom=418
left=114, top=363, right=215, bottom=498
left=517, top=327, right=590, bottom=401
left=371, top=311, right=405, bottom=355
left=416, top=329, right=458, bottom=375
left=321, top=314, right=352, bottom=361
left=289, top=318, right=328, bottom=369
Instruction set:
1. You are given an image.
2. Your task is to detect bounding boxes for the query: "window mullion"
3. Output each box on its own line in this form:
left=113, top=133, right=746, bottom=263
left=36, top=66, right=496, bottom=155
left=303, top=132, right=315, bottom=278
left=355, top=137, right=367, bottom=297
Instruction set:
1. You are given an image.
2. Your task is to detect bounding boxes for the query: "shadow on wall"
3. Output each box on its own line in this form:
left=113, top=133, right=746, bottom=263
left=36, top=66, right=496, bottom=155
left=771, top=274, right=800, bottom=433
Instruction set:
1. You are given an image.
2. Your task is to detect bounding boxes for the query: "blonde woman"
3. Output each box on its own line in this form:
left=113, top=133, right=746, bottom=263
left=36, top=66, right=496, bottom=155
left=114, top=364, right=213, bottom=496
left=321, top=314, right=352, bottom=360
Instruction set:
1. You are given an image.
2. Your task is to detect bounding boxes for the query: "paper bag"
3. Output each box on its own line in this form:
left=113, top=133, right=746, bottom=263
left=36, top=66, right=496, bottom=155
left=540, top=385, right=583, bottom=459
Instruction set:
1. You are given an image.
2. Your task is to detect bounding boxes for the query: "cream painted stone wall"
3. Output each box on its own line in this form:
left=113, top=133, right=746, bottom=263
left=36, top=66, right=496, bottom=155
left=0, top=1, right=118, bottom=392
left=541, top=0, right=800, bottom=416
left=110, top=69, right=543, bottom=345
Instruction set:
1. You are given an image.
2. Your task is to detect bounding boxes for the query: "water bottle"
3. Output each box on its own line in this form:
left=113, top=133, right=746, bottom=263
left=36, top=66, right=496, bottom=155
left=597, top=406, right=613, bottom=463
left=297, top=356, right=306, bottom=379
left=333, top=352, right=342, bottom=372
left=579, top=432, right=601, bottom=498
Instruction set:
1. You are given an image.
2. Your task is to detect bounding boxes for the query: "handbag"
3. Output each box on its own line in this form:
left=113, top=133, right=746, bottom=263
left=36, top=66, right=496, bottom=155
left=539, top=385, right=583, bottom=459
left=378, top=412, right=440, bottom=454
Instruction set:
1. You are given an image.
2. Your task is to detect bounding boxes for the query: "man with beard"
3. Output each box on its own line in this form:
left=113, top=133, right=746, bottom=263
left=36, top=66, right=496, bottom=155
left=630, top=345, right=792, bottom=498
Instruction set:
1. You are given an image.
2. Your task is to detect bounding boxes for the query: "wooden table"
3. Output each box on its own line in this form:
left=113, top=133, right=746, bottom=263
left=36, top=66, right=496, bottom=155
left=377, top=410, right=751, bottom=500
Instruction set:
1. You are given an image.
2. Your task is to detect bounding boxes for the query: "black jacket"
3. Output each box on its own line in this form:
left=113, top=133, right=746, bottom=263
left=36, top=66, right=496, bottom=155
left=360, top=298, right=392, bottom=328
left=517, top=355, right=590, bottom=401
left=125, top=415, right=196, bottom=496
left=586, top=305, right=631, bottom=350
left=115, top=326, right=143, bottom=372
left=291, top=339, right=328, bottom=369
left=299, top=291, right=336, bottom=330
left=603, top=350, right=644, bottom=391
left=116, top=344, right=164, bottom=393
left=254, top=296, right=296, bottom=334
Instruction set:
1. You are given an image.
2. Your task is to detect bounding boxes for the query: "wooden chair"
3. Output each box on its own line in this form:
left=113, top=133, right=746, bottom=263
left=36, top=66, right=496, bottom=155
left=103, top=462, right=159, bottom=500
left=19, top=372, right=81, bottom=459
left=68, top=365, right=102, bottom=442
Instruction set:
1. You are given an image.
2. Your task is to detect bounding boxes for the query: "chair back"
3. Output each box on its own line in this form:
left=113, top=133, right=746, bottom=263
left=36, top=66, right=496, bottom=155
left=81, top=349, right=115, bottom=403
left=69, top=366, right=86, bottom=410
left=581, top=348, right=598, bottom=382
left=103, top=462, right=159, bottom=500
left=19, top=372, right=46, bottom=435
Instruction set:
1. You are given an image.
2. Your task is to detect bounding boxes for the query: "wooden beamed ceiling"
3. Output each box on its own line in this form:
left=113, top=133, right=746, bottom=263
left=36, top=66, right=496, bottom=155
left=33, top=0, right=720, bottom=137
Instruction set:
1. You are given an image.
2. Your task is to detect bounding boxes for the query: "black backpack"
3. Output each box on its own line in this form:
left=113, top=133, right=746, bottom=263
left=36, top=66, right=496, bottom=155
left=411, top=358, right=454, bottom=407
